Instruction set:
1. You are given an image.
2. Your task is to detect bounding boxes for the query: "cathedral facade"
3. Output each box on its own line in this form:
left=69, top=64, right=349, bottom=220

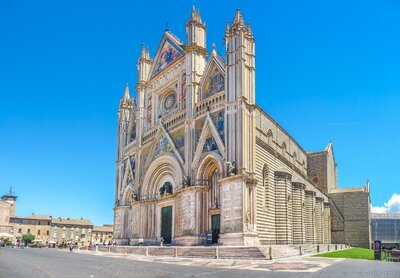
left=113, top=8, right=371, bottom=247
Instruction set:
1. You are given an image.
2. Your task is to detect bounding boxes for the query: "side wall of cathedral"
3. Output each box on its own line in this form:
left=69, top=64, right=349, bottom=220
left=253, top=108, right=331, bottom=245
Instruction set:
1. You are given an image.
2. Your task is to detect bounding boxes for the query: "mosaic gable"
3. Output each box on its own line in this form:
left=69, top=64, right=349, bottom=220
left=171, top=128, right=185, bottom=157
left=153, top=134, right=174, bottom=159
left=211, top=110, right=224, bottom=143
left=204, top=65, right=224, bottom=98
left=152, top=38, right=183, bottom=77
left=129, top=156, right=136, bottom=180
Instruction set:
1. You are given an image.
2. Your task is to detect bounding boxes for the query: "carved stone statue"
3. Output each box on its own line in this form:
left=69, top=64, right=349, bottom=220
left=183, top=176, right=191, bottom=187
left=226, top=161, right=237, bottom=176
left=164, top=182, right=173, bottom=194
left=115, top=199, right=120, bottom=206
left=159, top=182, right=173, bottom=196
left=159, top=185, right=165, bottom=196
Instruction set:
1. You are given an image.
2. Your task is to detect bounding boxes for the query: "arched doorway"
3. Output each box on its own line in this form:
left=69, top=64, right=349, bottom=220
left=197, top=154, right=224, bottom=244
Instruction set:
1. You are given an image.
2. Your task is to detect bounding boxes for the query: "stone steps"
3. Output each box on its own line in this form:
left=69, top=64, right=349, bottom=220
left=218, top=247, right=266, bottom=259
left=177, top=247, right=216, bottom=258
left=93, top=244, right=348, bottom=260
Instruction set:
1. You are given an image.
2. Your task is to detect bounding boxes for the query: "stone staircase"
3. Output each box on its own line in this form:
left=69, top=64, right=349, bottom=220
left=92, top=244, right=348, bottom=260
left=177, top=247, right=216, bottom=259
left=217, top=247, right=266, bottom=259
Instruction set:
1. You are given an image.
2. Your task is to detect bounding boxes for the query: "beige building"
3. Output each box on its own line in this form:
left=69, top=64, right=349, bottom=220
left=51, top=217, right=93, bottom=247
left=92, top=225, right=113, bottom=245
left=9, top=214, right=109, bottom=247
left=10, top=214, right=52, bottom=243
left=0, top=188, right=17, bottom=234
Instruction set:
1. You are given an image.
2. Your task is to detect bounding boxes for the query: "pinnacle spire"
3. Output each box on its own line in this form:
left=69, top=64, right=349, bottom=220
left=188, top=5, right=204, bottom=25
left=123, top=83, right=130, bottom=102
left=231, top=8, right=246, bottom=30
left=141, top=43, right=146, bottom=58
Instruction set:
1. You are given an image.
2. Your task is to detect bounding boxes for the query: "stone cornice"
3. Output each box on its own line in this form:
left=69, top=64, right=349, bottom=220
left=305, top=190, right=316, bottom=196
left=292, top=182, right=306, bottom=190
left=184, top=44, right=208, bottom=56
left=274, top=171, right=292, bottom=181
left=219, top=173, right=248, bottom=184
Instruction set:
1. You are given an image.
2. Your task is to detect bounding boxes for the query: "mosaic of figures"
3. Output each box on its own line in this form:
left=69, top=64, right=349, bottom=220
left=204, top=65, right=224, bottom=98
left=142, top=146, right=151, bottom=166
left=195, top=109, right=225, bottom=147
left=129, top=156, right=136, bottom=180
left=212, top=110, right=224, bottom=142
left=153, top=134, right=174, bottom=159
left=170, top=128, right=185, bottom=157
left=152, top=39, right=183, bottom=77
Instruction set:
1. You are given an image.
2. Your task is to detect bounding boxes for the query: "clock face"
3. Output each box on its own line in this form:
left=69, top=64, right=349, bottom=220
left=163, top=92, right=176, bottom=112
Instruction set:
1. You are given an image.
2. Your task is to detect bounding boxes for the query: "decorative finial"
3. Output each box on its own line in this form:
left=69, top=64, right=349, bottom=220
left=9, top=186, right=13, bottom=195
left=165, top=21, right=169, bottom=31
left=212, top=42, right=217, bottom=56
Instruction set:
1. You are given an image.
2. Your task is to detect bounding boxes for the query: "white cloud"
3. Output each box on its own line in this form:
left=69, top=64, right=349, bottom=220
left=371, top=193, right=400, bottom=213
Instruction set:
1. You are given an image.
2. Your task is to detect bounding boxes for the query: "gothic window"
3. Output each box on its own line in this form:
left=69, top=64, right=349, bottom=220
left=209, top=170, right=220, bottom=208
left=147, top=95, right=152, bottom=125
left=161, top=91, right=177, bottom=115
left=282, top=141, right=287, bottom=156
left=267, top=129, right=273, bottom=144
left=181, top=73, right=186, bottom=109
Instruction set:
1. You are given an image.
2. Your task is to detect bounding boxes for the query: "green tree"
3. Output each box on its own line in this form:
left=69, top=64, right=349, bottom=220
left=22, top=233, right=35, bottom=246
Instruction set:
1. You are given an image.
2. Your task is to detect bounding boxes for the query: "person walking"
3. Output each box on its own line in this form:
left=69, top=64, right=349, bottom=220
left=69, top=243, right=73, bottom=252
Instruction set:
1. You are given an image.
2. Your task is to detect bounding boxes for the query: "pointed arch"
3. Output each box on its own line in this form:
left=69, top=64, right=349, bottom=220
left=196, top=153, right=224, bottom=209
left=192, top=114, right=225, bottom=170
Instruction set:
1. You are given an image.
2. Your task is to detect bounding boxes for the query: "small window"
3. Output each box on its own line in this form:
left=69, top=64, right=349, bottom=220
left=27, top=229, right=31, bottom=234
left=37, top=230, right=41, bottom=235
left=18, top=228, right=22, bottom=233
left=313, top=177, right=319, bottom=184
left=46, top=231, right=50, bottom=236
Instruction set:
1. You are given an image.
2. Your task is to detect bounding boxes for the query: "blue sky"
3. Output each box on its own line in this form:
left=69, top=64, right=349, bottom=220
left=0, top=1, right=399, bottom=225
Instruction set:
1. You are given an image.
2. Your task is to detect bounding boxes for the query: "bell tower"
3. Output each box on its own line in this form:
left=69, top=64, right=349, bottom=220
left=224, top=9, right=255, bottom=174
left=184, top=6, right=208, bottom=177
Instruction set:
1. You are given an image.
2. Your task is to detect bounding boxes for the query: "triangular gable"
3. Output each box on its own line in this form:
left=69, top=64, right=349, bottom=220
left=150, top=34, right=184, bottom=78
left=144, top=122, right=184, bottom=168
left=192, top=113, right=225, bottom=169
left=200, top=56, right=225, bottom=99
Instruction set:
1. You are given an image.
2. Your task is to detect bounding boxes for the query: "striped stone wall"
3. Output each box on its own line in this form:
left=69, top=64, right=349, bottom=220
left=315, top=197, right=324, bottom=244
left=305, top=190, right=316, bottom=243
left=274, top=172, right=293, bottom=244
left=292, top=183, right=306, bottom=244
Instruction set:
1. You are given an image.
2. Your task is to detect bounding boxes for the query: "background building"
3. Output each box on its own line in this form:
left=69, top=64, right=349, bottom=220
left=92, top=225, right=113, bottom=245
left=9, top=212, right=113, bottom=247
left=10, top=214, right=52, bottom=244
left=0, top=188, right=17, bottom=234
left=371, top=213, right=400, bottom=249
left=50, top=217, right=93, bottom=247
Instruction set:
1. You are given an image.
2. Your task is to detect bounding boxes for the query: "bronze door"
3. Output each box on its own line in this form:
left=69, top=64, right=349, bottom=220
left=161, top=206, right=173, bottom=244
